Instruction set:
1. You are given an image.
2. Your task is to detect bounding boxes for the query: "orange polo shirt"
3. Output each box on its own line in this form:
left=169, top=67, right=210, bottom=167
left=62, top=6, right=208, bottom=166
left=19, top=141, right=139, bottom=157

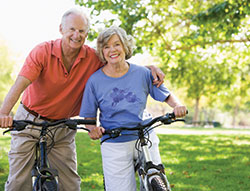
left=19, top=39, right=103, bottom=119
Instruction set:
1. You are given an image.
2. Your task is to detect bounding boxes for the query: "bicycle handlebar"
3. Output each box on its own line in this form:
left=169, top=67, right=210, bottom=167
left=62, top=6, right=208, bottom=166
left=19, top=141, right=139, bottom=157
left=3, top=119, right=96, bottom=135
left=103, top=112, right=186, bottom=139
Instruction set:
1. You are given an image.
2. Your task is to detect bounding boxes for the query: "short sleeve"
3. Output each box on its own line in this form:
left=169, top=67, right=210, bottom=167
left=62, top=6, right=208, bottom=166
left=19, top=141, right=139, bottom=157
left=19, top=43, right=47, bottom=82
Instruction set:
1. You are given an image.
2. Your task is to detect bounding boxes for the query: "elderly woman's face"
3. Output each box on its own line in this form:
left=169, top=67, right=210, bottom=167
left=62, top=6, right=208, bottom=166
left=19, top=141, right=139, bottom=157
left=102, top=34, right=126, bottom=65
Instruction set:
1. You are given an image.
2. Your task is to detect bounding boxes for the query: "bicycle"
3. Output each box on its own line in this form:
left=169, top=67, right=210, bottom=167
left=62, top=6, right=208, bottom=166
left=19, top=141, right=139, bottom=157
left=3, top=118, right=96, bottom=191
left=102, top=112, right=186, bottom=191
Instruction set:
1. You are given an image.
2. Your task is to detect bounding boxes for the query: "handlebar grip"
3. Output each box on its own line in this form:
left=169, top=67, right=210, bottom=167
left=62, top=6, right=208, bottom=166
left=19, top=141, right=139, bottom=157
left=161, top=110, right=188, bottom=124
left=103, top=129, right=110, bottom=135
left=3, top=120, right=27, bottom=135
left=12, top=120, right=28, bottom=129
left=169, top=112, right=175, bottom=119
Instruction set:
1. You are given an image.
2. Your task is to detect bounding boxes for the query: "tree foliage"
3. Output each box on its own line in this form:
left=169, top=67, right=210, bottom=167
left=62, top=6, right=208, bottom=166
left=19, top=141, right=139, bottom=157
left=76, top=0, right=249, bottom=51
left=0, top=41, right=15, bottom=103
left=76, top=0, right=250, bottom=125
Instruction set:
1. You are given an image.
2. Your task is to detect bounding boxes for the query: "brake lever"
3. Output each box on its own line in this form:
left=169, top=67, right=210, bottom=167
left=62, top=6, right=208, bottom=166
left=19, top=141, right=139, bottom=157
left=162, top=117, right=186, bottom=124
left=175, top=119, right=185, bottom=122
left=160, top=113, right=175, bottom=124
left=3, top=120, right=28, bottom=135
left=100, top=129, right=122, bottom=144
left=3, top=129, right=12, bottom=135
left=105, top=129, right=121, bottom=138
left=162, top=111, right=187, bottom=124
left=162, top=118, right=175, bottom=125
left=78, top=127, right=90, bottom=132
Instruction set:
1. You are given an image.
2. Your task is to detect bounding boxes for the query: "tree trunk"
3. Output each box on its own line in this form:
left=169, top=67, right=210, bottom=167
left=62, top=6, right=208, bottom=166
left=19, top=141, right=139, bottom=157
left=192, top=97, right=200, bottom=126
left=232, top=104, right=239, bottom=128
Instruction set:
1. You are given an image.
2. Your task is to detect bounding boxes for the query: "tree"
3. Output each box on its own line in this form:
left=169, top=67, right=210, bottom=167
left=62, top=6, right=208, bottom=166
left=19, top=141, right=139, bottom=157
left=76, top=0, right=250, bottom=124
left=0, top=40, right=15, bottom=103
left=76, top=0, right=250, bottom=50
left=216, top=45, right=250, bottom=127
left=169, top=49, right=234, bottom=122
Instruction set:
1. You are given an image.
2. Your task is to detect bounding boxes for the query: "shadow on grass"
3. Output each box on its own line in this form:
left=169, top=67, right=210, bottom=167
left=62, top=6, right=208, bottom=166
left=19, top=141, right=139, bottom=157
left=159, top=134, right=250, bottom=191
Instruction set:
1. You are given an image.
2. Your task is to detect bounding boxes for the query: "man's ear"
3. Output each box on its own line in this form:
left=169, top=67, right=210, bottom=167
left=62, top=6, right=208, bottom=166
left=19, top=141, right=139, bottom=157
left=59, top=24, right=63, bottom=35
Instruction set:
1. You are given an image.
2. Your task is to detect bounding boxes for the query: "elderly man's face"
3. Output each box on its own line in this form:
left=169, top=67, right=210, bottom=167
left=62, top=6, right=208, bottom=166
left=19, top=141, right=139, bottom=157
left=60, top=13, right=88, bottom=50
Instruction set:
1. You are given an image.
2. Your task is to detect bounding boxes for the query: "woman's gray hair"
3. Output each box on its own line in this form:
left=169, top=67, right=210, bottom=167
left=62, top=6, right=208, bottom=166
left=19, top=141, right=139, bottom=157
left=61, top=8, right=90, bottom=33
left=97, top=26, right=135, bottom=63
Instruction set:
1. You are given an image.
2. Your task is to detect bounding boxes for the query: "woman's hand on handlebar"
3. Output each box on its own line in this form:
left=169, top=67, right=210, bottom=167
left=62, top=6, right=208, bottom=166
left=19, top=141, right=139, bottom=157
left=0, top=113, right=13, bottom=128
left=173, top=105, right=187, bottom=118
left=86, top=125, right=105, bottom=140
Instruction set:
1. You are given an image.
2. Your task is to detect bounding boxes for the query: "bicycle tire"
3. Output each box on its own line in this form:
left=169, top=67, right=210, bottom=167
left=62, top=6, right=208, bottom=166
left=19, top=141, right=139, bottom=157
left=41, top=180, right=58, bottom=191
left=150, top=175, right=168, bottom=191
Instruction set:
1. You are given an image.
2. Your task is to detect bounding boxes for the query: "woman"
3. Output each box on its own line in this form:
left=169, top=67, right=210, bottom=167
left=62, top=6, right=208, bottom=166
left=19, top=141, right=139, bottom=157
left=79, top=26, right=187, bottom=191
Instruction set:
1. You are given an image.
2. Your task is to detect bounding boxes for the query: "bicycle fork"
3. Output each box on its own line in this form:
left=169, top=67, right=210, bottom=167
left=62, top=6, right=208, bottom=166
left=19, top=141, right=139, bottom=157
left=31, top=135, right=59, bottom=190
left=136, top=140, right=171, bottom=191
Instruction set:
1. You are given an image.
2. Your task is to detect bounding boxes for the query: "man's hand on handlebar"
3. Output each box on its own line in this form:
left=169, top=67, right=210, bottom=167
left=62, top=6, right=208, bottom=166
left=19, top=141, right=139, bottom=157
left=86, top=125, right=105, bottom=140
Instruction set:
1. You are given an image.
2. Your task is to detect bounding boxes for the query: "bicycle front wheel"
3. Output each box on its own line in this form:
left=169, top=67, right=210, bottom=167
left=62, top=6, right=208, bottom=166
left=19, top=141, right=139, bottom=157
left=41, top=180, right=58, bottom=191
left=150, top=175, right=169, bottom=191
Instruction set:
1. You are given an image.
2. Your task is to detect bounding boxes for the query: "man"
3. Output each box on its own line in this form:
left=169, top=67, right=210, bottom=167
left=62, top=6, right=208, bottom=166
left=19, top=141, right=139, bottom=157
left=0, top=8, right=165, bottom=191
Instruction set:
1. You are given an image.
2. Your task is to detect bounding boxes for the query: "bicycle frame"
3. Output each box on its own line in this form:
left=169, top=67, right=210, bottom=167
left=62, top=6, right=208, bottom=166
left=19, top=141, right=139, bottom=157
left=31, top=126, right=59, bottom=190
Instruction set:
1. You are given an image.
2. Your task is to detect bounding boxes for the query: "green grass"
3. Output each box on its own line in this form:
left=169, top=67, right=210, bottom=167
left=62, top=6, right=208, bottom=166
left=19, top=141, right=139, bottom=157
left=0, top=134, right=10, bottom=190
left=76, top=133, right=104, bottom=190
left=1, top=129, right=250, bottom=191
left=158, top=134, right=250, bottom=191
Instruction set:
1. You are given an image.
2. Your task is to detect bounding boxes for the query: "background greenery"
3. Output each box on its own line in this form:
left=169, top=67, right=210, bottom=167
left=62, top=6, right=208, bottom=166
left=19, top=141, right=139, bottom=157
left=73, top=0, right=250, bottom=127
left=0, top=41, right=15, bottom=107
left=1, top=1, right=250, bottom=190
left=1, top=0, right=250, bottom=126
left=1, top=130, right=250, bottom=191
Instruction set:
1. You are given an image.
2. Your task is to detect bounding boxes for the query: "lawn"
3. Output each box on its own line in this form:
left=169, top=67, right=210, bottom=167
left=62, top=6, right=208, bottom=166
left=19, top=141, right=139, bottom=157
left=0, top=128, right=250, bottom=191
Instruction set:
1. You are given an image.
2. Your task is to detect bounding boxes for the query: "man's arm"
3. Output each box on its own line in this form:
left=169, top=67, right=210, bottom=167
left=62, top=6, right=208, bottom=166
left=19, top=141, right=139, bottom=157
left=146, top=65, right=165, bottom=87
left=165, top=94, right=187, bottom=118
left=0, top=76, right=31, bottom=127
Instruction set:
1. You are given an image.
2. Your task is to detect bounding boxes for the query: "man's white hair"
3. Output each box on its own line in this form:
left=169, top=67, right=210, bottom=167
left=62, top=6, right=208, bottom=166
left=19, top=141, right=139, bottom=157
left=61, top=8, right=90, bottom=33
